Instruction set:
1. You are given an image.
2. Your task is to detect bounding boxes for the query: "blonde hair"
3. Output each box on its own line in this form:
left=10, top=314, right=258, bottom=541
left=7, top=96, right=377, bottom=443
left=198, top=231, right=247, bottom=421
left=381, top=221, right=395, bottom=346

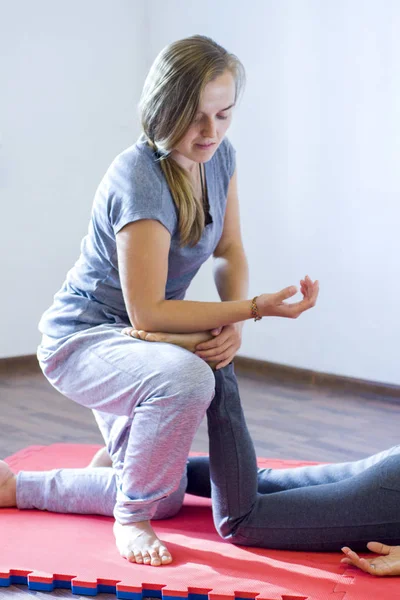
left=139, top=35, right=245, bottom=247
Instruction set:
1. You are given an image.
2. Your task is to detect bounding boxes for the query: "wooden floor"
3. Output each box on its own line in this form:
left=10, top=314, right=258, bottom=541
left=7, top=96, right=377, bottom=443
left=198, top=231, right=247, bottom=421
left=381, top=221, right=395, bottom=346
left=1, top=360, right=399, bottom=598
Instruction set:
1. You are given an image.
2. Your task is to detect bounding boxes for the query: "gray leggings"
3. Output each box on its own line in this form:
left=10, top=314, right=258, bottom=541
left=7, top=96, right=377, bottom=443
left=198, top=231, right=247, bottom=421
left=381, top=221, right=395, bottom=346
left=19, top=351, right=400, bottom=550
left=208, top=364, right=400, bottom=551
left=35, top=324, right=215, bottom=524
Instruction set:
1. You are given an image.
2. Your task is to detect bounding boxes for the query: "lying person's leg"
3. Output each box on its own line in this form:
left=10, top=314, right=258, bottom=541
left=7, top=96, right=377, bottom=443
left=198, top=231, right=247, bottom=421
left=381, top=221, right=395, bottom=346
left=0, top=460, right=187, bottom=520
left=207, top=363, right=400, bottom=553
left=118, top=328, right=400, bottom=497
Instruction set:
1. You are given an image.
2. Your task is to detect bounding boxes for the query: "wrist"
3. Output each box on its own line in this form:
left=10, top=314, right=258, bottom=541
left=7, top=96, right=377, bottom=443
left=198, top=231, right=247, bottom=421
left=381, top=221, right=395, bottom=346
left=250, top=296, right=262, bottom=321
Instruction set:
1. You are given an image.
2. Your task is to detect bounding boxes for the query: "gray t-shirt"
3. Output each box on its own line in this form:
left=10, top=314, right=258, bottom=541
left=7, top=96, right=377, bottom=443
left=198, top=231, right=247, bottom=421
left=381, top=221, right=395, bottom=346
left=39, top=135, right=236, bottom=346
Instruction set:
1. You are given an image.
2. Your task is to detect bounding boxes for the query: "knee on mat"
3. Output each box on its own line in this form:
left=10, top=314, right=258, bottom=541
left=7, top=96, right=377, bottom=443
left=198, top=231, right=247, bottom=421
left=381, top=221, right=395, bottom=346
left=215, top=517, right=238, bottom=541
left=221, top=530, right=258, bottom=548
left=215, top=519, right=256, bottom=547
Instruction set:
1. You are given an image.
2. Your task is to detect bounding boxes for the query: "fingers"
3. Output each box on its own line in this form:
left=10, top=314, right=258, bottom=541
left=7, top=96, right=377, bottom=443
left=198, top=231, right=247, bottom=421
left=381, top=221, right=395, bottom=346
left=301, top=275, right=314, bottom=300
left=367, top=541, right=391, bottom=555
left=197, top=345, right=237, bottom=368
left=280, top=277, right=319, bottom=318
left=196, top=337, right=226, bottom=352
left=215, top=356, right=234, bottom=370
left=196, top=340, right=233, bottom=360
left=341, top=547, right=388, bottom=576
left=211, top=326, right=223, bottom=336
left=300, top=279, right=307, bottom=297
left=310, top=278, right=319, bottom=303
left=196, top=328, right=229, bottom=351
left=276, top=285, right=298, bottom=302
left=341, top=548, right=376, bottom=575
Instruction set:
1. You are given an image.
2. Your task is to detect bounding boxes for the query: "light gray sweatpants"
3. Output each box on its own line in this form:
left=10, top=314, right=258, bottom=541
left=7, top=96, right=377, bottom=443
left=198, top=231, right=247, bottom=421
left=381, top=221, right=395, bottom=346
left=34, top=324, right=215, bottom=525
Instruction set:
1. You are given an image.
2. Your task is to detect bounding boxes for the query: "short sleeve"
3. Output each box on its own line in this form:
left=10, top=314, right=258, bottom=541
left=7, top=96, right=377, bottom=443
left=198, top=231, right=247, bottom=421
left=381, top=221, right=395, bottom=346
left=223, top=136, right=237, bottom=179
left=109, top=194, right=177, bottom=237
left=103, top=146, right=178, bottom=236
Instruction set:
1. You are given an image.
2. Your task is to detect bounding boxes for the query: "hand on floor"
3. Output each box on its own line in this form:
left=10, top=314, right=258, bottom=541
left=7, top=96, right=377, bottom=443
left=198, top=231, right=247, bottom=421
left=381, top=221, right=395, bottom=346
left=341, top=542, right=400, bottom=576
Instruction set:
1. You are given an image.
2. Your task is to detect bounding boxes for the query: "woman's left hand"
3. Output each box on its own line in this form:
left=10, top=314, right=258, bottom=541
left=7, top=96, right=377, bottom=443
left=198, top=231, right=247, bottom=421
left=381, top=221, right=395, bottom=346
left=194, top=323, right=243, bottom=370
left=341, top=542, right=400, bottom=576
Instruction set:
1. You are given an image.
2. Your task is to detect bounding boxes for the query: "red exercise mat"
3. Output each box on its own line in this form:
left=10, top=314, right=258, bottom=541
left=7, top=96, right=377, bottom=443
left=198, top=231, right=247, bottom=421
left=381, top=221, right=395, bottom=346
left=1, top=444, right=396, bottom=600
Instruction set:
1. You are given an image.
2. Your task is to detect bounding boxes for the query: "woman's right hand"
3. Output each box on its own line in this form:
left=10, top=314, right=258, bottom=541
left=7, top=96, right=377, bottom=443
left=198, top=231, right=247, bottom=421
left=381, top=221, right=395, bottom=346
left=257, top=275, right=319, bottom=319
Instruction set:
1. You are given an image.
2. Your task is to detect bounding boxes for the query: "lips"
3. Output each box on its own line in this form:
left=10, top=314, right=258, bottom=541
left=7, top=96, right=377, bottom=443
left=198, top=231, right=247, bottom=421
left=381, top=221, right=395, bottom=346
left=196, top=142, right=215, bottom=149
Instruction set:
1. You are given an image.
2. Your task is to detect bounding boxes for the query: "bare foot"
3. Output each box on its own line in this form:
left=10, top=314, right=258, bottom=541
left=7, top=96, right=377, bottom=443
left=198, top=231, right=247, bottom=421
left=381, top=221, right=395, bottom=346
left=114, top=520, right=172, bottom=566
left=87, top=446, right=113, bottom=468
left=121, top=328, right=219, bottom=370
left=0, top=461, right=17, bottom=508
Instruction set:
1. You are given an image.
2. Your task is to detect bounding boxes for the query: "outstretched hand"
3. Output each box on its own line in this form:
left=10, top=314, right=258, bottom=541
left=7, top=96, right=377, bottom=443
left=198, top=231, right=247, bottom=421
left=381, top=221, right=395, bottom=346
left=341, top=542, right=400, bottom=576
left=258, top=275, right=319, bottom=319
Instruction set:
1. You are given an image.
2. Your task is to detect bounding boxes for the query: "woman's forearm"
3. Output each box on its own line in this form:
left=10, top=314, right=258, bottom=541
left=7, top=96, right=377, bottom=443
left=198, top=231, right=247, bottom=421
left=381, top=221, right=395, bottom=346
left=129, top=249, right=251, bottom=333
left=131, top=297, right=252, bottom=333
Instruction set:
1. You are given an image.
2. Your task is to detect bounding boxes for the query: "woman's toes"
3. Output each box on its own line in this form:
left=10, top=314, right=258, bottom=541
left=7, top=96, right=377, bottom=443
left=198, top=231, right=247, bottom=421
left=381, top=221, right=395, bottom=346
left=159, top=544, right=172, bottom=564
left=133, top=551, right=143, bottom=564
left=160, top=553, right=172, bottom=564
left=142, top=552, right=151, bottom=565
left=149, top=550, right=162, bottom=566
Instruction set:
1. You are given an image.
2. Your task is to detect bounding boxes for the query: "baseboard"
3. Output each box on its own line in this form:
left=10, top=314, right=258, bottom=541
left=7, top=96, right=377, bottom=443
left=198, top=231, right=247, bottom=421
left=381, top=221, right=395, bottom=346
left=233, top=356, right=400, bottom=400
left=1, top=353, right=399, bottom=401
left=0, top=354, right=39, bottom=376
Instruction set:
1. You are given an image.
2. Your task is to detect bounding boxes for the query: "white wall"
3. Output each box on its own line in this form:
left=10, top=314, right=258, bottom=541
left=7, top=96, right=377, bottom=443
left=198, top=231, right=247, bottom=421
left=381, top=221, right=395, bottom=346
left=2, top=1, right=399, bottom=386
left=0, top=0, right=147, bottom=357
left=147, top=0, right=400, bottom=386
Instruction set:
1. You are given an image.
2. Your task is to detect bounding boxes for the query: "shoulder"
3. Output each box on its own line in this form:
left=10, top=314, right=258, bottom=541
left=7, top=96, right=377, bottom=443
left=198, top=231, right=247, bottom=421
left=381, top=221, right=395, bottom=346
left=215, top=136, right=236, bottom=179
left=97, top=136, right=177, bottom=236
left=104, top=136, right=163, bottom=199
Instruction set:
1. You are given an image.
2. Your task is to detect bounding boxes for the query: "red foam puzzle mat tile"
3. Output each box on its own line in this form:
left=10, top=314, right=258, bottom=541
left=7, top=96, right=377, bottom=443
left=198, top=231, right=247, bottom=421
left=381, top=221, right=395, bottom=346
left=1, top=444, right=399, bottom=599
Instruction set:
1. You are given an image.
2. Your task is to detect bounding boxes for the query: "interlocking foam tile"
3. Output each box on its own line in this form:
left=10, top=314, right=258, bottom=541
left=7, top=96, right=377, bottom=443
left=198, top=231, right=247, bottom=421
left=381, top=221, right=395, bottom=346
left=1, top=445, right=399, bottom=600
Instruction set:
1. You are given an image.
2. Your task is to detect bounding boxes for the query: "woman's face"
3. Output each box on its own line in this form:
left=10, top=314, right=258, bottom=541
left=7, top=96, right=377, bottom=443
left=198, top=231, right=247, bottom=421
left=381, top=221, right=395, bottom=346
left=171, top=70, right=236, bottom=171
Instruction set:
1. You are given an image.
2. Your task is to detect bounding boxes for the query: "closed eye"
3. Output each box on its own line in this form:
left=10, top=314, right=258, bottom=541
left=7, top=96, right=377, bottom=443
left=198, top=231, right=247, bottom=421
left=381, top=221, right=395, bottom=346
left=193, top=113, right=230, bottom=124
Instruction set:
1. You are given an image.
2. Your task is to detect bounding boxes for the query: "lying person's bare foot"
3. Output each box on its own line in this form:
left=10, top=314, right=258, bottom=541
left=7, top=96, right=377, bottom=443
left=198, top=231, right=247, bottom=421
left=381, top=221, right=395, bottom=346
left=87, top=446, right=113, bottom=468
left=121, top=328, right=216, bottom=352
left=121, top=328, right=220, bottom=370
left=0, top=461, right=17, bottom=508
left=114, top=520, right=172, bottom=567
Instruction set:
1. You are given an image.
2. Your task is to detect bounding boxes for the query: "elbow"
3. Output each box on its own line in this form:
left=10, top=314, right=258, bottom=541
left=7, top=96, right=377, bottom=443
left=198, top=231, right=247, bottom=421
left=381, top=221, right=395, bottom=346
left=128, top=302, right=163, bottom=332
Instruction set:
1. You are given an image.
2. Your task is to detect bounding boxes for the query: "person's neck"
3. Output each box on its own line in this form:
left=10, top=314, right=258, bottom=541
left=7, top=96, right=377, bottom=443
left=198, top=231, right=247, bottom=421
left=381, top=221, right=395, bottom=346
left=170, top=150, right=199, bottom=174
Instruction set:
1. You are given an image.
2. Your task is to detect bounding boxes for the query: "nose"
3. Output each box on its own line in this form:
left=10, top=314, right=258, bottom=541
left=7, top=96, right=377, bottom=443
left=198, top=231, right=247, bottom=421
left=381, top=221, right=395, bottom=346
left=201, top=117, right=217, bottom=140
